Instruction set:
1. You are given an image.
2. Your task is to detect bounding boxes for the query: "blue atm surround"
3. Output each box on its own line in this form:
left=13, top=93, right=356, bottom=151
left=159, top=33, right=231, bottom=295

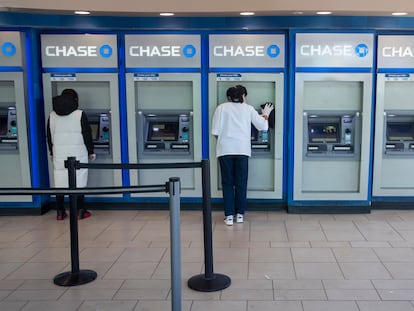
left=2, top=13, right=414, bottom=213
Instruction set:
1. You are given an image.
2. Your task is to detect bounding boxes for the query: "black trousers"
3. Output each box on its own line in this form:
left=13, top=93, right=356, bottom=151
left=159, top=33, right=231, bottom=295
left=56, top=194, right=85, bottom=211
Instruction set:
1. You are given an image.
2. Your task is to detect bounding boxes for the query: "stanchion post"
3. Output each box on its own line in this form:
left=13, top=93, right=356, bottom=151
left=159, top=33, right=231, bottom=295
left=187, top=159, right=231, bottom=292
left=53, top=157, right=97, bottom=287
left=168, top=177, right=182, bottom=311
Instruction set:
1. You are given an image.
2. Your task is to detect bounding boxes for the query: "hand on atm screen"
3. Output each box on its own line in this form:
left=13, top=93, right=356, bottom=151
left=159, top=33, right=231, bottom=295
left=89, top=153, right=96, bottom=161
left=261, top=102, right=274, bottom=117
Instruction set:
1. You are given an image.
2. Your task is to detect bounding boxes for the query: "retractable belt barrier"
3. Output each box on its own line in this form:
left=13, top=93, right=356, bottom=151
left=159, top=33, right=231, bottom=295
left=0, top=157, right=230, bottom=310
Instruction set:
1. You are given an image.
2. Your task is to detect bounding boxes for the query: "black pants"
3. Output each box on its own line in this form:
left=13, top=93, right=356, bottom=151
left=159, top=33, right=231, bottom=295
left=56, top=194, right=85, bottom=211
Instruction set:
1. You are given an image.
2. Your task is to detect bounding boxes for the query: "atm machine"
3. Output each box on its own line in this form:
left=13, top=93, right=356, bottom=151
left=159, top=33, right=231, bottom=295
left=0, top=32, right=31, bottom=204
left=126, top=74, right=202, bottom=198
left=125, top=34, right=202, bottom=198
left=209, top=75, right=284, bottom=200
left=372, top=35, right=414, bottom=202
left=291, top=32, right=374, bottom=213
left=41, top=34, right=122, bottom=197
left=208, top=34, right=286, bottom=202
left=42, top=78, right=121, bottom=191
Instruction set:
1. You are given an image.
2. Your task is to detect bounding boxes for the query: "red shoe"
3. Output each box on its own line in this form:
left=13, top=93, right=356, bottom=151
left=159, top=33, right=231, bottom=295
left=57, top=210, right=67, bottom=221
left=78, top=209, right=91, bottom=220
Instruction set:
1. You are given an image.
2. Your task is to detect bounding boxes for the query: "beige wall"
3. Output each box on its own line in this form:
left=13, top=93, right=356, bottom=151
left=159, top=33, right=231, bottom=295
left=0, top=0, right=413, bottom=16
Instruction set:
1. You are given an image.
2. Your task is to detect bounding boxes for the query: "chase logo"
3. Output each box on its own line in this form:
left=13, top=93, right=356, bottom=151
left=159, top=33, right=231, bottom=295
left=300, top=43, right=369, bottom=58
left=2, top=42, right=16, bottom=57
left=45, top=44, right=114, bottom=58
left=129, top=44, right=197, bottom=58
left=213, top=44, right=281, bottom=58
left=182, top=44, right=196, bottom=58
left=99, top=44, right=113, bottom=58
left=267, top=45, right=280, bottom=58
left=355, top=44, right=369, bottom=57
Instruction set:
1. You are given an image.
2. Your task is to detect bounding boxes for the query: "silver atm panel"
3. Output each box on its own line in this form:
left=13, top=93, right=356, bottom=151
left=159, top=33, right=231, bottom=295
left=0, top=106, right=18, bottom=149
left=304, top=113, right=360, bottom=159
left=87, top=111, right=111, bottom=155
left=138, top=110, right=192, bottom=157
left=383, top=113, right=414, bottom=155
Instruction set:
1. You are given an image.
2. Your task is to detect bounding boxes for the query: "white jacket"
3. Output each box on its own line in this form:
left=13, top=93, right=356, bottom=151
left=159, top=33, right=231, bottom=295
left=211, top=101, right=268, bottom=157
left=49, top=110, right=89, bottom=188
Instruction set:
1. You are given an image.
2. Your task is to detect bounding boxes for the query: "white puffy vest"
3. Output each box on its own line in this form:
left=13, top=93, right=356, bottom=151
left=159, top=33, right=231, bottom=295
left=49, top=110, right=89, bottom=188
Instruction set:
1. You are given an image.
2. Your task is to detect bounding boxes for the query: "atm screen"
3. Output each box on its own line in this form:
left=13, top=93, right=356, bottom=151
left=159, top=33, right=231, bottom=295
left=308, top=122, right=340, bottom=143
left=386, top=122, right=414, bottom=141
left=0, top=115, right=7, bottom=136
left=90, top=122, right=99, bottom=140
left=147, top=121, right=179, bottom=141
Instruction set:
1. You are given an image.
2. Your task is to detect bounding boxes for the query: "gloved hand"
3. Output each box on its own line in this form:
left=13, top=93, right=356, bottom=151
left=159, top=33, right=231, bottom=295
left=261, top=102, right=274, bottom=116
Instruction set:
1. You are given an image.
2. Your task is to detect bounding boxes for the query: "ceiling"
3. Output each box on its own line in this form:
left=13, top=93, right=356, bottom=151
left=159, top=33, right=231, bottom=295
left=0, top=0, right=413, bottom=17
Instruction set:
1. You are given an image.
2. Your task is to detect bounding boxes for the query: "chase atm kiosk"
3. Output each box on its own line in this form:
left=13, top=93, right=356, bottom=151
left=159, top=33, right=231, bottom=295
left=291, top=32, right=374, bottom=213
left=125, top=34, right=202, bottom=198
left=373, top=35, right=414, bottom=200
left=41, top=34, right=122, bottom=194
left=0, top=31, right=31, bottom=203
left=208, top=34, right=286, bottom=200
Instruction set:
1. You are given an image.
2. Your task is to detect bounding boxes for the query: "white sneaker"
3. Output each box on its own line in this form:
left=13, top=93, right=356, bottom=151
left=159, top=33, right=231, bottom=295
left=236, top=213, right=244, bottom=223
left=224, top=215, right=233, bottom=226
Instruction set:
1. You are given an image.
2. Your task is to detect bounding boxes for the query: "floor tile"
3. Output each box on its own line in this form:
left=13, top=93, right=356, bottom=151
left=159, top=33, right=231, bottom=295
left=2, top=210, right=414, bottom=309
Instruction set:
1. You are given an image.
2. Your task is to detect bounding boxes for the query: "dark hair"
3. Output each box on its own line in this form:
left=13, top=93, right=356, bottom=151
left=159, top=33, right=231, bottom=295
left=226, top=85, right=247, bottom=103
left=61, top=89, right=79, bottom=104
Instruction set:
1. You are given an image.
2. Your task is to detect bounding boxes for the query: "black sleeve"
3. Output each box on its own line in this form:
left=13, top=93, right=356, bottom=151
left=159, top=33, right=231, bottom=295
left=268, top=109, right=275, bottom=129
left=81, top=111, right=95, bottom=155
left=46, top=117, right=53, bottom=156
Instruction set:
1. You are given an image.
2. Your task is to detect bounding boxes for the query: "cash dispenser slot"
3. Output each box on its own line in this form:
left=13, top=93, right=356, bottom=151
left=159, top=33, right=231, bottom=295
left=141, top=111, right=192, bottom=154
left=0, top=107, right=18, bottom=150
left=89, top=112, right=110, bottom=154
left=384, top=114, right=414, bottom=155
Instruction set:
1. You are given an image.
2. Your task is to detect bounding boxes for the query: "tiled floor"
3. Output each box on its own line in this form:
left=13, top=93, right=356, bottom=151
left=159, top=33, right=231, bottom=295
left=2, top=209, right=414, bottom=310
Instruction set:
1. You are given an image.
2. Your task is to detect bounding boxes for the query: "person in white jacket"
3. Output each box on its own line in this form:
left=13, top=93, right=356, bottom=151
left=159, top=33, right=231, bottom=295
left=47, top=89, right=96, bottom=220
left=211, top=85, right=273, bottom=226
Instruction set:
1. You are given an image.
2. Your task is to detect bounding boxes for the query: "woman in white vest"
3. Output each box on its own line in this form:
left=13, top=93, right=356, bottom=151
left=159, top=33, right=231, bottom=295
left=47, top=89, right=96, bottom=220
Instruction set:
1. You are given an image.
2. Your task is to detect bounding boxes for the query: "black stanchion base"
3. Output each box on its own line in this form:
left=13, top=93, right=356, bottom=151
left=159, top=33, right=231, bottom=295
left=53, top=270, right=97, bottom=287
left=187, top=273, right=231, bottom=292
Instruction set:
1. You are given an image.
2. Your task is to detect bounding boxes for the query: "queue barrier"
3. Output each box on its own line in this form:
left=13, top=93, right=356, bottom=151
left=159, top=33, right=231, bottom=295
left=0, top=157, right=231, bottom=311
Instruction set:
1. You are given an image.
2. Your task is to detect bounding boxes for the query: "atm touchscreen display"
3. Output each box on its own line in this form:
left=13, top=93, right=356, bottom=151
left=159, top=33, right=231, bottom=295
left=147, top=121, right=179, bottom=141
left=308, top=122, right=340, bottom=143
left=386, top=122, right=414, bottom=141
left=0, top=115, right=7, bottom=136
